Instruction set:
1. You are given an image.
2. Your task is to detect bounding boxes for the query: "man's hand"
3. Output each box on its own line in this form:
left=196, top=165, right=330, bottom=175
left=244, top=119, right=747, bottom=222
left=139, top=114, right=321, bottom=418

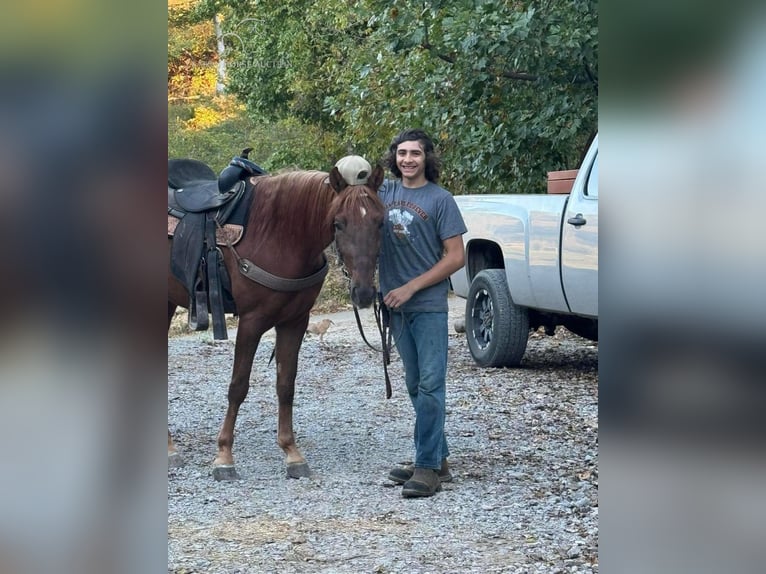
left=383, top=284, right=416, bottom=309
left=382, top=235, right=465, bottom=309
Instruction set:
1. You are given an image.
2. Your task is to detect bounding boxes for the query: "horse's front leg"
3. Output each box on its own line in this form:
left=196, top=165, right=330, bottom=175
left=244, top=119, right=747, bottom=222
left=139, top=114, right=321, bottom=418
left=274, top=320, right=312, bottom=478
left=212, top=314, right=264, bottom=481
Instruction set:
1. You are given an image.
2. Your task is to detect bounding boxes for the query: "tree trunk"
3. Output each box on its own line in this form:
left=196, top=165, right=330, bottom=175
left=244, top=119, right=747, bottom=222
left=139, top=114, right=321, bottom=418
left=214, top=14, right=226, bottom=95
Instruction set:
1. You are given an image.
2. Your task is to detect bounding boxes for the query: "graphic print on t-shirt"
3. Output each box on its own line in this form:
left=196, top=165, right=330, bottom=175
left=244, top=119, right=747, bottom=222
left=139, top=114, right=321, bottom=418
left=388, top=198, right=429, bottom=243
left=389, top=208, right=415, bottom=242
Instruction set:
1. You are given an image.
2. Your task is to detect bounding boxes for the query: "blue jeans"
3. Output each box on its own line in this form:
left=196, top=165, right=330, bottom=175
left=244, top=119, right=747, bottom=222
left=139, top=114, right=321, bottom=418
left=390, top=311, right=450, bottom=469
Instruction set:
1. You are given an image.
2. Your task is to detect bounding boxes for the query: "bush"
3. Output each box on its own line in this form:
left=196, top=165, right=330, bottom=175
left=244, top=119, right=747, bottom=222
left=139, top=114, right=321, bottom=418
left=169, top=97, right=348, bottom=174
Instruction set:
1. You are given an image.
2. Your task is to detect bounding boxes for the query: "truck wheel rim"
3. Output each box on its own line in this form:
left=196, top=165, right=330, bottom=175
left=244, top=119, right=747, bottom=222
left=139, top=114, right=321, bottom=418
left=471, top=289, right=493, bottom=349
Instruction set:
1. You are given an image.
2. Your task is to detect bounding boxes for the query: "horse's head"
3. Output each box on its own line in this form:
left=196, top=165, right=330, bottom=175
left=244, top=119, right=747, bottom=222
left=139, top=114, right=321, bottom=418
left=328, top=162, right=385, bottom=309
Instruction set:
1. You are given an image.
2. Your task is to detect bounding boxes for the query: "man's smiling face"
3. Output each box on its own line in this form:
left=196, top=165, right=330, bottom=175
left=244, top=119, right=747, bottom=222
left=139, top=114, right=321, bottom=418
left=396, top=139, right=427, bottom=186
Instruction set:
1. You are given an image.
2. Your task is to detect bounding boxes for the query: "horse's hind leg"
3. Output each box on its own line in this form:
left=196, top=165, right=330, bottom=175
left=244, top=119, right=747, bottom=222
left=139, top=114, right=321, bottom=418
left=213, top=314, right=264, bottom=481
left=167, top=300, right=184, bottom=467
left=274, top=321, right=312, bottom=478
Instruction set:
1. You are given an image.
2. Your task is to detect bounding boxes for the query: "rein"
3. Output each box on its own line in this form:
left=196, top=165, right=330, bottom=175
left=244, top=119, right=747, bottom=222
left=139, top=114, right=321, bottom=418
left=352, top=297, right=393, bottom=399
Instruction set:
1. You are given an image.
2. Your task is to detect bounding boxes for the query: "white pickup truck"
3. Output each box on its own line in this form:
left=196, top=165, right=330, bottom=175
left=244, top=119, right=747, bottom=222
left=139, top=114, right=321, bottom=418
left=450, top=134, right=598, bottom=367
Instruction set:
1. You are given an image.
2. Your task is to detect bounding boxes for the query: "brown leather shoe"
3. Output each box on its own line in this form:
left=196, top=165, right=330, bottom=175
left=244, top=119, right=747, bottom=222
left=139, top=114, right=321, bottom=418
left=388, top=459, right=452, bottom=485
left=402, top=467, right=442, bottom=498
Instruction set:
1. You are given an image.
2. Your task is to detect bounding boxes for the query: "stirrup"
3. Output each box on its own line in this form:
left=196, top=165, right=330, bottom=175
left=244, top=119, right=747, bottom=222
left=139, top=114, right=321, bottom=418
left=187, top=291, right=209, bottom=331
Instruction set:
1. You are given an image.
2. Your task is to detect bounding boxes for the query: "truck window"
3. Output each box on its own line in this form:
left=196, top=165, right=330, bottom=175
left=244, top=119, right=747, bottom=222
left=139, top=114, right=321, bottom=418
left=586, top=153, right=598, bottom=198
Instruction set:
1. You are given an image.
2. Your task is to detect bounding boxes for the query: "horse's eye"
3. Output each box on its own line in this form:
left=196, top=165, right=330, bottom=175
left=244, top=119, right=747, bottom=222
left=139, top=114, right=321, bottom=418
left=333, top=220, right=345, bottom=232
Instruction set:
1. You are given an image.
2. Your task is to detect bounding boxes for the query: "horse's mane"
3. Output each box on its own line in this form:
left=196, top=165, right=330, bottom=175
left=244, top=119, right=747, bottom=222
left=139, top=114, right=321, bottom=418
left=247, top=171, right=334, bottom=245
left=247, top=171, right=385, bottom=247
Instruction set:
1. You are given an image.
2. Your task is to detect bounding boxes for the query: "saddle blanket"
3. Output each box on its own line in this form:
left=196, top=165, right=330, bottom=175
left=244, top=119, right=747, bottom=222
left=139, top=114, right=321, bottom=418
left=167, top=215, right=243, bottom=246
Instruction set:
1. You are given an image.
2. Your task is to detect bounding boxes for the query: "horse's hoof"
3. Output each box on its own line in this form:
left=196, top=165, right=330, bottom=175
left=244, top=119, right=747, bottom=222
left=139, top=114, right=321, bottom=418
left=286, top=462, right=311, bottom=479
left=168, top=452, right=184, bottom=468
left=212, top=464, right=240, bottom=481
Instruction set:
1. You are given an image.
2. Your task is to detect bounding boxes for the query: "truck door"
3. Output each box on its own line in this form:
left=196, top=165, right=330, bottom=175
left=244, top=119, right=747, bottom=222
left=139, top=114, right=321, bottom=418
left=561, top=145, right=598, bottom=317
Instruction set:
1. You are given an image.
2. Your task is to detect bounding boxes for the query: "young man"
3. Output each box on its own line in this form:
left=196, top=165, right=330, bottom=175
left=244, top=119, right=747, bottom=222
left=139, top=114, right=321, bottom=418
left=378, top=129, right=467, bottom=498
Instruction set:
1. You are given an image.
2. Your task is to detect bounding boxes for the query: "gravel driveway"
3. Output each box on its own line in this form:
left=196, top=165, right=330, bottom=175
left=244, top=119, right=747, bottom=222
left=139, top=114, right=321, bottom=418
left=168, top=295, right=598, bottom=574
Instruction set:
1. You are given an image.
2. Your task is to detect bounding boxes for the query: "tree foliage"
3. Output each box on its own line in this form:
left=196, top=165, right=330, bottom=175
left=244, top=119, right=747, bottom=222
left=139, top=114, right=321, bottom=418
left=172, top=0, right=597, bottom=193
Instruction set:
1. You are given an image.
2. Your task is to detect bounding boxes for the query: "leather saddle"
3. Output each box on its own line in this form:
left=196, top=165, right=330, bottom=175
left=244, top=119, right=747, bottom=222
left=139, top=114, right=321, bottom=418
left=168, top=149, right=266, bottom=339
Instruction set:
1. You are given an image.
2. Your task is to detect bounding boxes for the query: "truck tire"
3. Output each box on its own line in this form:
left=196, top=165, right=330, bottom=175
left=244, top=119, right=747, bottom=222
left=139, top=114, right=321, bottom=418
left=465, top=269, right=529, bottom=367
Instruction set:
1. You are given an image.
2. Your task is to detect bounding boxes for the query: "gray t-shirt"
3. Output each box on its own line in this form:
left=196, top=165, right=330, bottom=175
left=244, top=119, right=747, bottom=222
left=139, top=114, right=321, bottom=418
left=378, top=179, right=467, bottom=312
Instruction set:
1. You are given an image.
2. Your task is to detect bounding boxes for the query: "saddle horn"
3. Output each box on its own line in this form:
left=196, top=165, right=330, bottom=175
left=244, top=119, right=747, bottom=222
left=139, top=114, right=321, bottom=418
left=218, top=147, right=268, bottom=192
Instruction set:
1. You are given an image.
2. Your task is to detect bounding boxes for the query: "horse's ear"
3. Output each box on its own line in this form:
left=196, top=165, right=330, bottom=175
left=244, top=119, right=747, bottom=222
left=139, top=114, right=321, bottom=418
left=328, top=166, right=347, bottom=193
left=367, top=165, right=384, bottom=193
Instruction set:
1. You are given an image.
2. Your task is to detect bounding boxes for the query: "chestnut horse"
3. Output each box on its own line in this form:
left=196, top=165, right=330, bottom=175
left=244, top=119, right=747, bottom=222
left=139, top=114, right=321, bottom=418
left=168, top=164, right=385, bottom=480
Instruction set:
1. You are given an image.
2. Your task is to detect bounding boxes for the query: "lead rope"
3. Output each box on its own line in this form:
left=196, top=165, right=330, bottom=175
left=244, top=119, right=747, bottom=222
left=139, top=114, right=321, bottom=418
left=352, top=298, right=392, bottom=399
left=336, top=243, right=393, bottom=399
left=375, top=295, right=393, bottom=400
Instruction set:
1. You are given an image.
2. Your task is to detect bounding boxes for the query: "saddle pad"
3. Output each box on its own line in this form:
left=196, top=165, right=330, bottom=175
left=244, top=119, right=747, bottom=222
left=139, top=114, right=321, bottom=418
left=168, top=216, right=243, bottom=246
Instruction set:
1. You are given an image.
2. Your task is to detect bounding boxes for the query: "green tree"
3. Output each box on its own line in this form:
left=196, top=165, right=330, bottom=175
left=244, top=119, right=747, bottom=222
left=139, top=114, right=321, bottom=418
left=333, top=0, right=598, bottom=193
left=175, top=0, right=597, bottom=193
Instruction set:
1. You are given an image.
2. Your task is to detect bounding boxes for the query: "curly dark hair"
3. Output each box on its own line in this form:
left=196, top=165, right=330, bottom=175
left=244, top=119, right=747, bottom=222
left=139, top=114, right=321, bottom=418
left=384, top=128, right=442, bottom=183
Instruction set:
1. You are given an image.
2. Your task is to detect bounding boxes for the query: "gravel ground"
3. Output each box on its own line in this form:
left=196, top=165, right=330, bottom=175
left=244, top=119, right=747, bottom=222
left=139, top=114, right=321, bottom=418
left=168, top=295, right=598, bottom=574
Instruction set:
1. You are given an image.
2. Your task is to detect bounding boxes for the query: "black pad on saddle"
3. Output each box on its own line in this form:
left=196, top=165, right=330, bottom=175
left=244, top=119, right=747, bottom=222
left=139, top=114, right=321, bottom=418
left=168, top=158, right=217, bottom=189
left=173, top=180, right=244, bottom=213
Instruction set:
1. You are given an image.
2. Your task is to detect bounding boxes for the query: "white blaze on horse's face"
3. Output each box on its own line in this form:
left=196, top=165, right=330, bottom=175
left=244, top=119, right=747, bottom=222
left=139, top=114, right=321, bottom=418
left=360, top=206, right=367, bottom=218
